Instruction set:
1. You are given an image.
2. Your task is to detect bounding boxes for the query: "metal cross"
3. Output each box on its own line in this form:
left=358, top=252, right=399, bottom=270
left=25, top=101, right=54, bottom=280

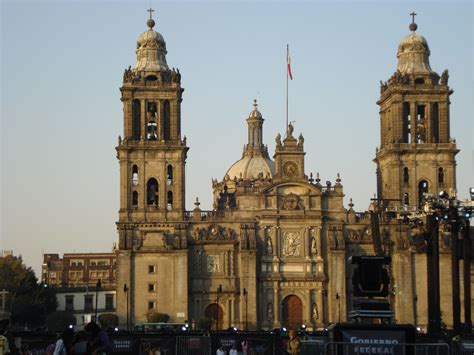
left=147, top=7, right=155, bottom=20
left=410, top=11, right=417, bottom=23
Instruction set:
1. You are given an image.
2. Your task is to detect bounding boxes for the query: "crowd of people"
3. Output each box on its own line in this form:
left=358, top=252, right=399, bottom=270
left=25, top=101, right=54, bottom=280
left=0, top=321, right=113, bottom=355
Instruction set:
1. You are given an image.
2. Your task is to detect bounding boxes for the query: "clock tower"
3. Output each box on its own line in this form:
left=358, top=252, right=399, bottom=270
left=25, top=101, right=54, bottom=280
left=274, top=123, right=307, bottom=181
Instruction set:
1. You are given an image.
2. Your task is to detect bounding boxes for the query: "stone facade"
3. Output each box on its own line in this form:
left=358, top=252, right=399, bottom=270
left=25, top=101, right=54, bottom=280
left=115, top=14, right=473, bottom=330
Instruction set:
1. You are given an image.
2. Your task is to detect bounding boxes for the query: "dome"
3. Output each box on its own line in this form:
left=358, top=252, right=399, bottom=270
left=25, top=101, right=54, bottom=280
left=134, top=18, right=169, bottom=72
left=396, top=32, right=433, bottom=74
left=248, top=99, right=263, bottom=119
left=225, top=154, right=275, bottom=180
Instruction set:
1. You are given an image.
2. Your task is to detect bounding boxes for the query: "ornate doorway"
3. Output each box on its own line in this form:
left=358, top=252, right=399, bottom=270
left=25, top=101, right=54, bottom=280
left=282, top=295, right=303, bottom=329
left=205, top=303, right=223, bottom=330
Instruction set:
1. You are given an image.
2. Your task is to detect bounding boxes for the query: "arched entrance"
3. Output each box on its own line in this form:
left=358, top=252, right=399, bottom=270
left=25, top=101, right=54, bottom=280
left=282, top=295, right=303, bottom=329
left=205, top=303, right=223, bottom=330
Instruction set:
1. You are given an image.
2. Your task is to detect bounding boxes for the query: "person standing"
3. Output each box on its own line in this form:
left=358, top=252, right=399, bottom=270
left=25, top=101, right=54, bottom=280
left=0, top=329, right=10, bottom=355
left=286, top=329, right=301, bottom=355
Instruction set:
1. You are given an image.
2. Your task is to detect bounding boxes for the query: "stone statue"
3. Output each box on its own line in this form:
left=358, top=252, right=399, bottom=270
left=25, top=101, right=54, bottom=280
left=311, top=237, right=317, bottom=255
left=267, top=302, right=273, bottom=321
left=266, top=236, right=273, bottom=255
left=440, top=69, right=449, bottom=85
left=312, top=303, right=319, bottom=321
left=275, top=133, right=282, bottom=146
left=298, top=133, right=304, bottom=146
left=287, top=123, right=294, bottom=136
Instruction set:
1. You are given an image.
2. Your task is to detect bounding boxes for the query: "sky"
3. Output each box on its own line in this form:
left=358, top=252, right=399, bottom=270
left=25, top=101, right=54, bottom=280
left=1, top=0, right=472, bottom=276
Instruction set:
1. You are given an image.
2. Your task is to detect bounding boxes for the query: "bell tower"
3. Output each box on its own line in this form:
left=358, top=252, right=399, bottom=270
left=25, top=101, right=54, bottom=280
left=375, top=15, right=458, bottom=208
left=117, top=10, right=187, bottom=240
left=116, top=10, right=189, bottom=326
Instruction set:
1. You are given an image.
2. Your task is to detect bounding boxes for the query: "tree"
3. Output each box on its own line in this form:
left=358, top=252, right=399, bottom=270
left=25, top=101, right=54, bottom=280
left=46, top=311, right=76, bottom=332
left=146, top=311, right=169, bottom=323
left=0, top=255, right=57, bottom=328
left=98, top=313, right=119, bottom=328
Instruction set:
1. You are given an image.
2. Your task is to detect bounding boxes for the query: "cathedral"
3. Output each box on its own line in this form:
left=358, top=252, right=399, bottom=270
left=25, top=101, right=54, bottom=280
left=115, top=11, right=468, bottom=330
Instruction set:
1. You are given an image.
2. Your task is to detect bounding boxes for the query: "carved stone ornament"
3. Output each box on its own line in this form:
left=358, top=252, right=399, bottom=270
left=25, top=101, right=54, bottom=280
left=192, top=225, right=237, bottom=242
left=206, top=255, right=220, bottom=273
left=283, top=161, right=298, bottom=177
left=282, top=193, right=302, bottom=210
left=346, top=228, right=372, bottom=243
left=282, top=231, right=301, bottom=257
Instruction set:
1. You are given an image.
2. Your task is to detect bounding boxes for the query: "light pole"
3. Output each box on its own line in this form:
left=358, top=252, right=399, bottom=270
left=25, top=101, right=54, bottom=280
left=124, top=284, right=129, bottom=331
left=95, top=279, right=101, bottom=323
left=243, top=288, right=248, bottom=331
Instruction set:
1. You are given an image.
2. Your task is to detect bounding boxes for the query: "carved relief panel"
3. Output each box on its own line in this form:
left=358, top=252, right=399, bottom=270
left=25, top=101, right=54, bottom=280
left=206, top=255, right=220, bottom=273
left=282, top=231, right=301, bottom=257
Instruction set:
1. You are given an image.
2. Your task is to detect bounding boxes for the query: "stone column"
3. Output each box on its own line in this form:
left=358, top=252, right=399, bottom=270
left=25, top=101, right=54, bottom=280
left=305, top=289, right=311, bottom=325
left=275, top=226, right=280, bottom=259
left=410, top=102, right=417, bottom=144
left=316, top=289, right=324, bottom=326
left=305, top=227, right=311, bottom=259
left=141, top=99, right=146, bottom=140
left=425, top=103, right=432, bottom=143
left=273, top=285, right=280, bottom=327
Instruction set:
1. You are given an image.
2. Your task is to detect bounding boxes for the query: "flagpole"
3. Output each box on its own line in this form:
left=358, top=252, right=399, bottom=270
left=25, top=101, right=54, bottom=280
left=286, top=44, right=289, bottom=131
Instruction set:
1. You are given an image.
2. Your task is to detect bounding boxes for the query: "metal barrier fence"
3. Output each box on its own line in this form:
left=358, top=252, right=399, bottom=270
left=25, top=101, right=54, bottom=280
left=325, top=342, right=450, bottom=355
left=452, top=341, right=474, bottom=355
left=300, top=339, right=326, bottom=355
left=176, top=336, right=211, bottom=355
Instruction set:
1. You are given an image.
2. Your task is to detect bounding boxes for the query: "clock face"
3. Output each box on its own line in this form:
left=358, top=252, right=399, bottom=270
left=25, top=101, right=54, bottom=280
left=284, top=161, right=298, bottom=177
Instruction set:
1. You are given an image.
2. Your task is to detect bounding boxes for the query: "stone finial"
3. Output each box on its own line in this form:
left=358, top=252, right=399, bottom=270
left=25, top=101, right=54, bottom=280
left=194, top=197, right=201, bottom=209
left=409, top=11, right=417, bottom=32
left=315, top=172, right=321, bottom=184
left=309, top=172, right=314, bottom=184
left=348, top=198, right=354, bottom=210
left=336, top=173, right=341, bottom=184
left=147, top=8, right=155, bottom=29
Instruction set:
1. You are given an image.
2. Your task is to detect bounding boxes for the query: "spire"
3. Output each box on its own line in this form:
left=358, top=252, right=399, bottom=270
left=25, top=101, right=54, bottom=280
left=134, top=8, right=169, bottom=72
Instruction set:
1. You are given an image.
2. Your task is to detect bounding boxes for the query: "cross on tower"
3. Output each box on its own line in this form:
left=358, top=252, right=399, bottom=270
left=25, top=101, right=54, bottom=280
left=147, top=7, right=155, bottom=20
left=410, top=11, right=417, bottom=24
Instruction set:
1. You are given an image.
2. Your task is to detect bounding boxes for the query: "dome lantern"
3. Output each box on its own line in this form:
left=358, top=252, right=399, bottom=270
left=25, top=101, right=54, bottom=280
left=134, top=8, right=169, bottom=73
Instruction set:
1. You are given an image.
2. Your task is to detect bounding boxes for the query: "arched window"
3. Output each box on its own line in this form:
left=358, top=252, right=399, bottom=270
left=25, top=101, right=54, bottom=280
left=167, top=165, right=173, bottom=185
left=146, top=178, right=159, bottom=206
left=132, top=165, right=139, bottom=186
left=402, top=102, right=411, bottom=143
left=146, top=102, right=158, bottom=140
left=132, top=191, right=138, bottom=207
left=403, top=193, right=409, bottom=206
left=132, top=99, right=141, bottom=140
left=438, top=167, right=444, bottom=184
left=403, top=167, right=409, bottom=184
left=163, top=100, right=170, bottom=141
left=167, top=191, right=173, bottom=210
left=432, top=103, right=439, bottom=143
left=418, top=180, right=429, bottom=208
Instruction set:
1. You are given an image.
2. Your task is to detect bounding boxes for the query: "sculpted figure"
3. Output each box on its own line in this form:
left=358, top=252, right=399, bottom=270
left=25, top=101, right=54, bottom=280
left=266, top=237, right=273, bottom=255
left=275, top=133, right=282, bottom=146
left=440, top=69, right=449, bottom=85
left=311, top=237, right=317, bottom=255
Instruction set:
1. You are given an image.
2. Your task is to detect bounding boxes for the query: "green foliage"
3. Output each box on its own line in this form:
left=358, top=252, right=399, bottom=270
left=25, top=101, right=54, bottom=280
left=46, top=311, right=76, bottom=332
left=98, top=313, right=119, bottom=328
left=0, top=255, right=57, bottom=328
left=146, top=311, right=170, bottom=323
left=195, top=317, right=212, bottom=331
